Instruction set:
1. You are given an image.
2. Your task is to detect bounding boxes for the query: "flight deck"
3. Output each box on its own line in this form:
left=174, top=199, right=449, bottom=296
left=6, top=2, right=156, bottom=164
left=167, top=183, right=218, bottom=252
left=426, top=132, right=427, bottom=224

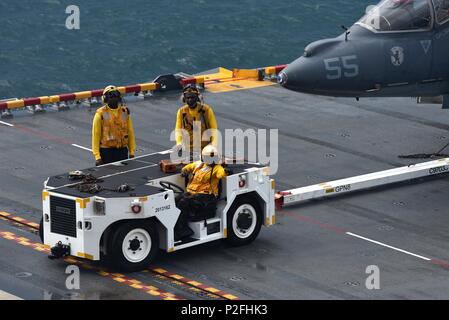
left=1, top=72, right=449, bottom=299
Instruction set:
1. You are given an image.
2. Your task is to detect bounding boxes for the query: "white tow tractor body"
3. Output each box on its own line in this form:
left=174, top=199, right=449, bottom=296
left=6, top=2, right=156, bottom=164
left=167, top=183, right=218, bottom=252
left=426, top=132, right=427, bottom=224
left=41, top=152, right=275, bottom=271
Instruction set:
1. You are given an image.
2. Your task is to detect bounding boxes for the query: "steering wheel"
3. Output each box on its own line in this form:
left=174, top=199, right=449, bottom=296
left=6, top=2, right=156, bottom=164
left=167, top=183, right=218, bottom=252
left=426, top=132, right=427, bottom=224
left=159, top=181, right=184, bottom=195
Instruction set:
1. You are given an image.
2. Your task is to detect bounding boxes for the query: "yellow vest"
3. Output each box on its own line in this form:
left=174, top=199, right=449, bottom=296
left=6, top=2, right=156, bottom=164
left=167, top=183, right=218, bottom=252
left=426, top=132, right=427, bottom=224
left=180, top=104, right=211, bottom=149
left=187, top=162, right=223, bottom=196
left=97, top=106, right=129, bottom=148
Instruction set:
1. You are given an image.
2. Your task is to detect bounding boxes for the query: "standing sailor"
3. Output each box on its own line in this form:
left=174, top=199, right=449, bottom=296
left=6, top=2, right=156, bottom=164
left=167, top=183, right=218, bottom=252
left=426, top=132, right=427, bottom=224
left=174, top=84, right=218, bottom=160
left=92, top=85, right=136, bottom=165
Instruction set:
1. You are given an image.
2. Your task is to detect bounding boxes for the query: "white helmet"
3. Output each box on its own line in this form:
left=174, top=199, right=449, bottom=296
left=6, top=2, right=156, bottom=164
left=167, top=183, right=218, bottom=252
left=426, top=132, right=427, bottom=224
left=201, top=145, right=221, bottom=164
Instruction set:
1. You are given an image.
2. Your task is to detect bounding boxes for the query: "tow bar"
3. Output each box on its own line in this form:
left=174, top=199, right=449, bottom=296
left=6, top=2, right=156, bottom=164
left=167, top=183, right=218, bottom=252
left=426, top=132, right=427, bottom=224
left=275, top=157, right=449, bottom=209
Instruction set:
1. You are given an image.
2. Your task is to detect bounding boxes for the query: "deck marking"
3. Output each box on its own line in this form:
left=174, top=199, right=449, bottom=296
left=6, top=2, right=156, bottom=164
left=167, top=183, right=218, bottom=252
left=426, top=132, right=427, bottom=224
left=0, top=290, right=22, bottom=300
left=0, top=211, right=238, bottom=300
left=134, top=159, right=157, bottom=164
left=99, top=164, right=159, bottom=179
left=5, top=123, right=89, bottom=151
left=0, top=212, right=40, bottom=230
left=14, top=124, right=73, bottom=144
left=0, top=121, right=14, bottom=127
left=282, top=209, right=440, bottom=266
left=149, top=267, right=239, bottom=300
left=280, top=211, right=347, bottom=234
left=71, top=144, right=92, bottom=152
left=431, top=259, right=449, bottom=269
left=346, top=232, right=431, bottom=261
left=0, top=229, right=184, bottom=300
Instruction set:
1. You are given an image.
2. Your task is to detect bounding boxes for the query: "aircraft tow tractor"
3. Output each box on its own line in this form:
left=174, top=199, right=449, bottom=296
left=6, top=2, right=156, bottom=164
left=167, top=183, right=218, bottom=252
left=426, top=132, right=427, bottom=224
left=39, top=149, right=449, bottom=272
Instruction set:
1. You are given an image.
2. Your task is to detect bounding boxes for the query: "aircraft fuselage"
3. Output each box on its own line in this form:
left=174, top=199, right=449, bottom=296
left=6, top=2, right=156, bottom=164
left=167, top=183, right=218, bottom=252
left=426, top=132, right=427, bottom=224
left=279, top=1, right=449, bottom=98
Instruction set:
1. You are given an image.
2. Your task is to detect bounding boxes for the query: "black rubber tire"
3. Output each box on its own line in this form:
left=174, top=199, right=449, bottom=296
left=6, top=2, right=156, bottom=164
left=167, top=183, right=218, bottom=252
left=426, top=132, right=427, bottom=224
left=225, top=197, right=263, bottom=247
left=107, top=220, right=159, bottom=272
left=39, top=217, right=44, bottom=243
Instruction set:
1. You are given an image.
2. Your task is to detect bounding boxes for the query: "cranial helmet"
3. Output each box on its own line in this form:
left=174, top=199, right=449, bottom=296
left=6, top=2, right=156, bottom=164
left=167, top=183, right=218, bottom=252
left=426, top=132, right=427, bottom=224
left=183, top=83, right=200, bottom=95
left=182, top=84, right=201, bottom=104
left=102, top=85, right=122, bottom=103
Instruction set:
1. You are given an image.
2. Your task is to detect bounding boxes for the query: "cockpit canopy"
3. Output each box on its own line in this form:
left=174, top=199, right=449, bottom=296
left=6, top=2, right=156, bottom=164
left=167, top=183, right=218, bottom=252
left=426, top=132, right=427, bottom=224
left=358, top=0, right=449, bottom=32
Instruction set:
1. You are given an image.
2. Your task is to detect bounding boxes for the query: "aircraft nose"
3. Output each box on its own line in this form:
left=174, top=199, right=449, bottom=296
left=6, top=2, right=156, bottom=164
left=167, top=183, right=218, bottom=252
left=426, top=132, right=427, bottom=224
left=277, top=71, right=288, bottom=87
left=277, top=58, right=312, bottom=91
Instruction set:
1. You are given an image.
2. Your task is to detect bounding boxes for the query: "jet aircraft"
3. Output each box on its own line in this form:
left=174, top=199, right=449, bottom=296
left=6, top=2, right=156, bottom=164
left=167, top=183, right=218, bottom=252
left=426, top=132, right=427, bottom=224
left=278, top=0, right=449, bottom=108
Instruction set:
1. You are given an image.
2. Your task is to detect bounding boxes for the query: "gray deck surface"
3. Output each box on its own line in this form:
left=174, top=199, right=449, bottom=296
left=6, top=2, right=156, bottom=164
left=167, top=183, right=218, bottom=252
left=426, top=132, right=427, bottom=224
left=1, top=82, right=449, bottom=299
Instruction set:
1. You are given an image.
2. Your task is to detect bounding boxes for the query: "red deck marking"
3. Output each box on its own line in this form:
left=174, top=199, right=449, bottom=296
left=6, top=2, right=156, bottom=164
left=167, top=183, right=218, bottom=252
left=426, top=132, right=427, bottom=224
left=431, top=259, right=449, bottom=270
left=280, top=210, right=348, bottom=234
left=14, top=124, right=73, bottom=145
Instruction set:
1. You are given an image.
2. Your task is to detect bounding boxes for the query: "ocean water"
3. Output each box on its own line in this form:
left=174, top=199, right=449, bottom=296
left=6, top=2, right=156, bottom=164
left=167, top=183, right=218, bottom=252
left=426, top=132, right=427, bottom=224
left=0, top=0, right=374, bottom=99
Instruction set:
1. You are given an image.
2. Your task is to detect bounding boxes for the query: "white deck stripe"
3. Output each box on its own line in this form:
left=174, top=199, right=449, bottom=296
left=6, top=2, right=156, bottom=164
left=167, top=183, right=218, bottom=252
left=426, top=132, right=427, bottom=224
left=99, top=164, right=159, bottom=179
left=0, top=121, right=14, bottom=127
left=71, top=144, right=92, bottom=152
left=346, top=232, right=431, bottom=261
left=0, top=290, right=22, bottom=300
left=70, top=146, right=171, bottom=155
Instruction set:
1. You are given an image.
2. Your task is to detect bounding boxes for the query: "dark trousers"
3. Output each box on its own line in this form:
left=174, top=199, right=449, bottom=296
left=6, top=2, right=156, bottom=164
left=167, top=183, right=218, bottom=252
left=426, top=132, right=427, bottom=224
left=175, top=193, right=217, bottom=231
left=100, top=147, right=129, bottom=164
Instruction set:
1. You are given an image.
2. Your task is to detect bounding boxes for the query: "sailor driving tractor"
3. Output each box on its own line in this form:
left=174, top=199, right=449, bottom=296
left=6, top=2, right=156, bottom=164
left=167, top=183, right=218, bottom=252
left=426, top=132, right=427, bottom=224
left=174, top=144, right=227, bottom=241
left=92, top=85, right=136, bottom=166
